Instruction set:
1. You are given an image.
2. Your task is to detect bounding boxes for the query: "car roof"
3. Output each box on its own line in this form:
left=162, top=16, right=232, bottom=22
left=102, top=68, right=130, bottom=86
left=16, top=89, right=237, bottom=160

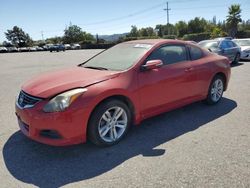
left=123, top=39, right=192, bottom=46
left=233, top=38, right=250, bottom=40
left=199, top=38, right=234, bottom=43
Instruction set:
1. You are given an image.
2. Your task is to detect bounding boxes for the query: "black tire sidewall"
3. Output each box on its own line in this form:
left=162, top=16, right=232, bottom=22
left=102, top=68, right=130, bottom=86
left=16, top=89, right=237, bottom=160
left=88, top=99, right=132, bottom=146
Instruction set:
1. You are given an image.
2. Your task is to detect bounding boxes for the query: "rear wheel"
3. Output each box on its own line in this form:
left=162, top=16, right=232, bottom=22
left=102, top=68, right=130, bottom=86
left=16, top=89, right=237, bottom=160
left=205, top=75, right=224, bottom=105
left=88, top=100, right=131, bottom=146
left=232, top=53, right=240, bottom=65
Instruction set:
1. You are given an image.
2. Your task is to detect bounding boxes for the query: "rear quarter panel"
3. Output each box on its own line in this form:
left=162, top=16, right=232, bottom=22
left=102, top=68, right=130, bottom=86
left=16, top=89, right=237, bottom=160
left=202, top=53, right=231, bottom=93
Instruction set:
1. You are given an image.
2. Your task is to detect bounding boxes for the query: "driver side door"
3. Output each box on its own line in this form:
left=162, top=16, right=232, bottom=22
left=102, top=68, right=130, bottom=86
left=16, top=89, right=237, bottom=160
left=138, top=44, right=199, bottom=118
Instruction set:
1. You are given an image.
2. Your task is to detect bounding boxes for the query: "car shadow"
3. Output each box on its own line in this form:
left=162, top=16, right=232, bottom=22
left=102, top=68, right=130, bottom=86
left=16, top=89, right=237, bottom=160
left=3, top=98, right=237, bottom=188
left=231, top=62, right=244, bottom=67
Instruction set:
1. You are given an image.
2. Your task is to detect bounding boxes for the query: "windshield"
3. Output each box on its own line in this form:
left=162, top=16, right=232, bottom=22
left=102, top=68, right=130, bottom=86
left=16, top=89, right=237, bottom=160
left=81, top=43, right=152, bottom=71
left=199, top=41, right=219, bottom=50
left=234, top=40, right=250, bottom=46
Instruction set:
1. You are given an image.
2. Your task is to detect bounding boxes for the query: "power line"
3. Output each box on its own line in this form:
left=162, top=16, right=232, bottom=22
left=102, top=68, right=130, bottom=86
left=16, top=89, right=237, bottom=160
left=30, top=1, right=248, bottom=38
left=82, top=2, right=165, bottom=26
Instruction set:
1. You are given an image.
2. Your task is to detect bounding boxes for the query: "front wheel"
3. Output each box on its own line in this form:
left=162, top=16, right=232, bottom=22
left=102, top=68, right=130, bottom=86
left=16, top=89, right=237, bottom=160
left=88, top=100, right=131, bottom=146
left=205, top=75, right=224, bottom=105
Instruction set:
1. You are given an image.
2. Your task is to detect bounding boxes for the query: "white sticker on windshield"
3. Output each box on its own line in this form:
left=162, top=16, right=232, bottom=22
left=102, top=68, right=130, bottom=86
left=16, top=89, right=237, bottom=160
left=134, top=44, right=152, bottom=49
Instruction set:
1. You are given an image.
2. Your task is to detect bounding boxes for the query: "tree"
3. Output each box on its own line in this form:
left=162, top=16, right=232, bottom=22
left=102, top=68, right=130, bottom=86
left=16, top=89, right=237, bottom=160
left=188, top=17, right=208, bottom=33
left=138, top=27, right=156, bottom=37
left=226, top=4, right=242, bottom=38
left=2, top=41, right=13, bottom=47
left=46, top=36, right=63, bottom=44
left=63, top=24, right=94, bottom=44
left=5, top=26, right=33, bottom=47
left=239, top=19, right=250, bottom=31
left=210, top=27, right=227, bottom=38
left=155, top=24, right=177, bottom=36
left=175, top=21, right=188, bottom=37
left=129, top=25, right=139, bottom=37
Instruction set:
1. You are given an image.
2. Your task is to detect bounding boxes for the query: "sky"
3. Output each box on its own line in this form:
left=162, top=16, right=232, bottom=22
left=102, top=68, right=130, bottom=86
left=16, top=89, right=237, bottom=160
left=0, top=0, right=249, bottom=42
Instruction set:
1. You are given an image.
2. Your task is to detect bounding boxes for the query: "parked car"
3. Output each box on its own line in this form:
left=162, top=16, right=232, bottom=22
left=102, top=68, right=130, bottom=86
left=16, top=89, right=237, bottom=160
left=7, top=47, right=18, bottom=52
left=233, top=38, right=250, bottom=60
left=33, top=46, right=44, bottom=51
left=186, top=40, right=197, bottom=44
left=19, top=47, right=29, bottom=52
left=198, top=39, right=241, bottom=64
left=215, top=37, right=233, bottom=40
left=15, top=39, right=231, bottom=146
left=28, top=47, right=37, bottom=52
left=0, top=47, right=8, bottom=53
left=49, top=44, right=65, bottom=52
left=64, top=44, right=71, bottom=50
left=43, top=44, right=53, bottom=51
left=71, top=43, right=81, bottom=50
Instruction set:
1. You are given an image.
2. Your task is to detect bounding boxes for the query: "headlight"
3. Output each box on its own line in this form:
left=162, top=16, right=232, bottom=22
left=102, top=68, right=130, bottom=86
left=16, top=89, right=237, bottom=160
left=43, top=88, right=87, bottom=112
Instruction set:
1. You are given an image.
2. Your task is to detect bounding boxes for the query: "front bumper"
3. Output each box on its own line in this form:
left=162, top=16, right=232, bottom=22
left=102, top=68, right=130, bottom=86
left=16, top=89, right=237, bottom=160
left=241, top=51, right=250, bottom=60
left=15, top=101, right=89, bottom=146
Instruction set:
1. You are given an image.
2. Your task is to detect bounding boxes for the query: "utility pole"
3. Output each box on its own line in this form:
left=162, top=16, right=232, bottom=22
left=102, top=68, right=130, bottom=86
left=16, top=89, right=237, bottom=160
left=164, top=2, right=171, bottom=35
left=41, top=31, right=44, bottom=41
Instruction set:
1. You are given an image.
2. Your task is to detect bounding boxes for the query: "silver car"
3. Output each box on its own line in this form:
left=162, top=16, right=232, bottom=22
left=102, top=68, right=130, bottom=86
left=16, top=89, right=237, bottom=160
left=233, top=38, right=250, bottom=60
left=198, top=39, right=241, bottom=64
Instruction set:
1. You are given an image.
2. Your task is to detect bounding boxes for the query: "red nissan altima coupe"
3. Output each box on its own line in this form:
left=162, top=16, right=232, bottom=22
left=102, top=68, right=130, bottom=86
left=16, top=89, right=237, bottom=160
left=15, top=39, right=231, bottom=146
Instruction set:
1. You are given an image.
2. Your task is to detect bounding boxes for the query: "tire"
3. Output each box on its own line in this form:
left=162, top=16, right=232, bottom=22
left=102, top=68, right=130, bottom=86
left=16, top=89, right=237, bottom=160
left=205, top=75, right=224, bottom=105
left=232, top=53, right=240, bottom=65
left=88, top=99, right=132, bottom=146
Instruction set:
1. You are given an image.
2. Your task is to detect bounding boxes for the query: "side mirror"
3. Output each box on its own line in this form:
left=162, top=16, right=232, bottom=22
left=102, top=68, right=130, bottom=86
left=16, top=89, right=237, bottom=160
left=141, top=60, right=163, bottom=71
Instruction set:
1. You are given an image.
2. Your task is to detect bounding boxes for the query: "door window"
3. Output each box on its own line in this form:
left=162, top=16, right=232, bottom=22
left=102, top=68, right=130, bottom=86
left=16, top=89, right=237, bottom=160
left=227, top=41, right=235, bottom=48
left=220, top=41, right=229, bottom=49
left=147, top=45, right=188, bottom=65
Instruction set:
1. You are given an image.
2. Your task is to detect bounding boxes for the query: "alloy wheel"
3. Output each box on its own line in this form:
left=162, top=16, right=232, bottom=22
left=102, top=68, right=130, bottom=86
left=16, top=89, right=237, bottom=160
left=211, top=79, right=223, bottom=102
left=98, top=106, right=128, bottom=143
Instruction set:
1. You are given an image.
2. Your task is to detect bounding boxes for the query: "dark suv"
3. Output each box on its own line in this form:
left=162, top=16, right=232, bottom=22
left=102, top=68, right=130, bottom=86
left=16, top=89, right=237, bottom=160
left=198, top=39, right=241, bottom=64
left=49, top=44, right=65, bottom=52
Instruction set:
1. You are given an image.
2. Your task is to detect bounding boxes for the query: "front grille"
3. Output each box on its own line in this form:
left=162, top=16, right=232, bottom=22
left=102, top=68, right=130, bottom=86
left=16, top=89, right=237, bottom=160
left=17, top=91, right=42, bottom=108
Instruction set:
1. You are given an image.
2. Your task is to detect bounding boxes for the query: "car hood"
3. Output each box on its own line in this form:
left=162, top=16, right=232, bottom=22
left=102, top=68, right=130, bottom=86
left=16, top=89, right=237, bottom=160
left=22, top=67, right=119, bottom=98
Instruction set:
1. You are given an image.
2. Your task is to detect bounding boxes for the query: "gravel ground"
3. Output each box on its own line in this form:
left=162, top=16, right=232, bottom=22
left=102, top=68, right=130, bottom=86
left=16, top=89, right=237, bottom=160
left=0, top=50, right=249, bottom=188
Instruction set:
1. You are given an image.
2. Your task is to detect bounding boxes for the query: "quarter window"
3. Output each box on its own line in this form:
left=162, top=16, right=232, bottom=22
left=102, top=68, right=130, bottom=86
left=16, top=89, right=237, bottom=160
left=189, top=46, right=203, bottom=60
left=147, top=45, right=188, bottom=65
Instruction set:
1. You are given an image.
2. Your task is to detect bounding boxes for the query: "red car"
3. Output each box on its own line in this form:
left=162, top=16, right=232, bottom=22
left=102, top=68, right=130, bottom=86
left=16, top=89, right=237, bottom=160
left=15, top=39, right=231, bottom=146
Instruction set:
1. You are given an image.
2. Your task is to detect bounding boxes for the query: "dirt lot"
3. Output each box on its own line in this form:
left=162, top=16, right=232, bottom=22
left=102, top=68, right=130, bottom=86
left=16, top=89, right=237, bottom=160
left=0, top=50, right=249, bottom=188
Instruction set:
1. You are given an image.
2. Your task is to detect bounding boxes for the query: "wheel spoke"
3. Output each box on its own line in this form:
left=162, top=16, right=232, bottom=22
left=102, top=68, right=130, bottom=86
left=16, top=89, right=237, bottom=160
left=113, top=128, right=118, bottom=140
left=211, top=88, right=215, bottom=94
left=102, top=111, right=112, bottom=122
left=212, top=93, right=217, bottom=101
left=113, top=107, right=123, bottom=120
left=115, top=124, right=125, bottom=129
left=218, top=89, right=223, bottom=95
left=100, top=125, right=111, bottom=137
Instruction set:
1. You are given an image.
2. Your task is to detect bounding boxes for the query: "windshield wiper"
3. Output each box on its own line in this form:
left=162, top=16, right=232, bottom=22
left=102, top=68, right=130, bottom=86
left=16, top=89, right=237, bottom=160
left=83, top=66, right=109, bottom=70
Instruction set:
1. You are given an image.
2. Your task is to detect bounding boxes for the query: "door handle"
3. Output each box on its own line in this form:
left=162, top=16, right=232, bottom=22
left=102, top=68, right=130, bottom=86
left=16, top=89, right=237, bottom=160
left=184, top=67, right=194, bottom=72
